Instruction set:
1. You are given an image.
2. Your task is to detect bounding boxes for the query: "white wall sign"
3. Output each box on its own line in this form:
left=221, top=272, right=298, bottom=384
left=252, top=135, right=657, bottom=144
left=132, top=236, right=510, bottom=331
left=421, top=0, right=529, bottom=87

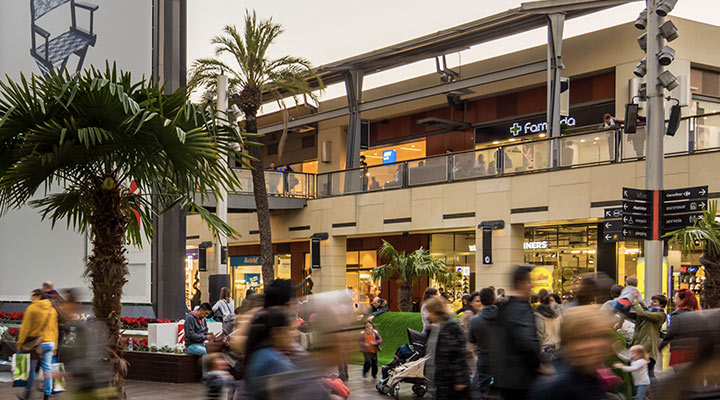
left=509, top=117, right=577, bottom=136
left=523, top=241, right=549, bottom=250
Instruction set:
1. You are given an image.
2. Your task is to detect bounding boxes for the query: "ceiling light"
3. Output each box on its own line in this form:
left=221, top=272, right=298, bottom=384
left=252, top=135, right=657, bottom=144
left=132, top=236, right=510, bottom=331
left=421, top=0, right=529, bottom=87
left=634, top=9, right=647, bottom=30
left=580, top=139, right=586, bottom=143
left=657, top=46, right=675, bottom=66
left=492, top=141, right=500, bottom=144
left=656, top=0, right=678, bottom=17
left=594, top=137, right=600, bottom=140
left=634, top=57, right=647, bottom=78
left=659, top=20, right=679, bottom=41
left=509, top=138, right=517, bottom=142
left=658, top=70, right=680, bottom=91
left=538, top=134, right=546, bottom=138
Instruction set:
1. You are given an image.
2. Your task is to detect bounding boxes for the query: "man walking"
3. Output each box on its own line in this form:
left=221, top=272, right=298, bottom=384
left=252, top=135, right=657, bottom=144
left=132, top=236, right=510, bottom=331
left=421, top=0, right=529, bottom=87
left=491, top=266, right=541, bottom=400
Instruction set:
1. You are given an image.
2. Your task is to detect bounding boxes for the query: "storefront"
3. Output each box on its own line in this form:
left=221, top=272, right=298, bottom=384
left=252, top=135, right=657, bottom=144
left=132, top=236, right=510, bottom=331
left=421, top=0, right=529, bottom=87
left=346, top=250, right=381, bottom=307
left=229, top=254, right=292, bottom=302
left=429, top=232, right=476, bottom=302
left=185, top=249, right=200, bottom=309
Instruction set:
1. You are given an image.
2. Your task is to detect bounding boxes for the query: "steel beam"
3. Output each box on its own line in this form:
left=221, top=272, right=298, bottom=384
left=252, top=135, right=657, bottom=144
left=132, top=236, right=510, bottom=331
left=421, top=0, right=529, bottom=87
left=547, top=13, right=565, bottom=168
left=344, top=70, right=364, bottom=170
left=258, top=60, right=547, bottom=134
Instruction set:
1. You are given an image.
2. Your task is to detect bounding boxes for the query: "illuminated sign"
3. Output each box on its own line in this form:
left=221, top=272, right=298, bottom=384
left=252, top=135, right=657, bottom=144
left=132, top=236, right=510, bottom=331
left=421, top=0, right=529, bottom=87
left=468, top=244, right=477, bottom=252
left=456, top=266, right=471, bottom=276
left=382, top=149, right=397, bottom=164
left=523, top=241, right=549, bottom=250
left=509, top=116, right=577, bottom=136
left=530, top=267, right=553, bottom=294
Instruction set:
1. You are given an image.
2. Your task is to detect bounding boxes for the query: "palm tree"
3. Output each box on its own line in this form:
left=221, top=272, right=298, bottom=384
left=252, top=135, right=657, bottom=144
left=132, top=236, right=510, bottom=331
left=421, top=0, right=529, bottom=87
left=665, top=201, right=720, bottom=308
left=188, top=11, right=322, bottom=286
left=0, top=65, right=249, bottom=388
left=371, top=240, right=457, bottom=312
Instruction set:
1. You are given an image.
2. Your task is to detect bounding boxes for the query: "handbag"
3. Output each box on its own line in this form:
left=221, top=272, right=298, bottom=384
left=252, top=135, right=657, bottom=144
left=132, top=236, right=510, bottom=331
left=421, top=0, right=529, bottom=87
left=12, top=353, right=30, bottom=387
left=20, top=309, right=52, bottom=360
left=206, top=332, right=230, bottom=353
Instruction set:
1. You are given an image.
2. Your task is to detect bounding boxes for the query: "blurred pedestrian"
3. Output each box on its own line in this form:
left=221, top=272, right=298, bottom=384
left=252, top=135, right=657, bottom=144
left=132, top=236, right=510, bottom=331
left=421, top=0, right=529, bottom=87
left=424, top=295, right=470, bottom=400
left=16, top=289, right=58, bottom=400
left=468, top=287, right=498, bottom=399
left=456, top=294, right=472, bottom=315
left=421, top=287, right=439, bottom=333
left=527, top=306, right=614, bottom=400
left=630, top=294, right=667, bottom=378
left=614, top=344, right=650, bottom=400
left=356, top=296, right=388, bottom=322
left=204, top=353, right=234, bottom=399
left=659, top=289, right=700, bottom=366
left=496, top=288, right=506, bottom=301
left=601, top=284, right=624, bottom=312
left=186, top=303, right=213, bottom=356
left=244, top=307, right=294, bottom=400
left=491, top=266, right=541, bottom=400
left=535, top=294, right=562, bottom=363
left=358, top=320, right=382, bottom=380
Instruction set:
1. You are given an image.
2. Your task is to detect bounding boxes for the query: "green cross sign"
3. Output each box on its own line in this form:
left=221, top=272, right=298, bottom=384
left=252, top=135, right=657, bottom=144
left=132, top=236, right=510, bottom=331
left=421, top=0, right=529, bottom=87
left=509, top=122, right=523, bottom=136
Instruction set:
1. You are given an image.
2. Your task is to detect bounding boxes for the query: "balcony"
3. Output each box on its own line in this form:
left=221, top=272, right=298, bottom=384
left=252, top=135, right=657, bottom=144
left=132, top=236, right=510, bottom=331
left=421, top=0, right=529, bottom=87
left=229, top=111, right=720, bottom=202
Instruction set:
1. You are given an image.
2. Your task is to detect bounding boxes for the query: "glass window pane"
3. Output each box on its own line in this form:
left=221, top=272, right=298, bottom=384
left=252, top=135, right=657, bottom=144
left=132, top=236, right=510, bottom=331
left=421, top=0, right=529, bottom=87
left=408, top=156, right=447, bottom=186
left=367, top=164, right=404, bottom=191
left=452, top=149, right=497, bottom=180
left=559, top=130, right=615, bottom=167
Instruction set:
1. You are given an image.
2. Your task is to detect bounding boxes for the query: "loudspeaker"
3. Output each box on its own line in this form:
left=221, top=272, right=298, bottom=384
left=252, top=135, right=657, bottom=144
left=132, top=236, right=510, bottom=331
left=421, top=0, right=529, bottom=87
left=360, top=119, right=369, bottom=150
left=560, top=77, right=570, bottom=117
left=310, top=238, right=321, bottom=269
left=666, top=104, right=681, bottom=136
left=199, top=247, right=207, bottom=271
left=321, top=141, right=332, bottom=163
left=624, top=103, right=639, bottom=134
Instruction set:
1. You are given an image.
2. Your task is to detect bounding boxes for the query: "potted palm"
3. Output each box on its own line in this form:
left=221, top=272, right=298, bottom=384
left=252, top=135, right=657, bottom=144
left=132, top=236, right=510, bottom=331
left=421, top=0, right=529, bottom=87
left=664, top=201, right=720, bottom=308
left=371, top=240, right=457, bottom=312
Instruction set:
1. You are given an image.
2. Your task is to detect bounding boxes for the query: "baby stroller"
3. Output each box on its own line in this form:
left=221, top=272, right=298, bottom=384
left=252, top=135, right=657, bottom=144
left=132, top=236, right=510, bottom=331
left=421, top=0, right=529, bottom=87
left=376, top=328, right=428, bottom=398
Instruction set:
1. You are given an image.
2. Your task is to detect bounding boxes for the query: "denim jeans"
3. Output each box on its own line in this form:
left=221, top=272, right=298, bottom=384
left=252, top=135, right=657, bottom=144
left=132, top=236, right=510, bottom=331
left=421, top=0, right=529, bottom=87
left=186, top=343, right=207, bottom=356
left=635, top=384, right=649, bottom=400
left=26, top=342, right=54, bottom=396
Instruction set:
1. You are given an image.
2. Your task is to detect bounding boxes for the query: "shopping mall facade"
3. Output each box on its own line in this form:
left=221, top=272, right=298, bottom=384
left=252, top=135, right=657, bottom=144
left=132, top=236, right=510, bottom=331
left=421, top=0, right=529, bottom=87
left=186, top=17, right=720, bottom=310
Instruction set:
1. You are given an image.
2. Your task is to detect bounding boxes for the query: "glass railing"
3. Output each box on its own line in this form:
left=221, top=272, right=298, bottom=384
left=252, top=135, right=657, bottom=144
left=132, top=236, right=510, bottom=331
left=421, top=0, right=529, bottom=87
left=233, top=112, right=720, bottom=199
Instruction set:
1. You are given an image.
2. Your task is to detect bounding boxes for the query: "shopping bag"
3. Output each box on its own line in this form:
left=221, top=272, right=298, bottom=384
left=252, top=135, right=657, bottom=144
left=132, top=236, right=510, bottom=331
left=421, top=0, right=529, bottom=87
left=52, top=362, right=66, bottom=394
left=12, top=353, right=30, bottom=387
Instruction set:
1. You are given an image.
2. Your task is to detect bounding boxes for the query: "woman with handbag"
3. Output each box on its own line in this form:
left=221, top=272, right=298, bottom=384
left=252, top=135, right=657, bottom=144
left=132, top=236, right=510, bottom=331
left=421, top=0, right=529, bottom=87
left=16, top=289, right=58, bottom=400
left=212, top=287, right=235, bottom=321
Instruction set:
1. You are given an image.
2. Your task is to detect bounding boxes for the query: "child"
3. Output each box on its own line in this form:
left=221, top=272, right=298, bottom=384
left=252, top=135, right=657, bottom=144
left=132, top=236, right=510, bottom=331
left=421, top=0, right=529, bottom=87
left=203, top=353, right=234, bottom=399
left=614, top=345, right=650, bottom=400
left=613, top=276, right=641, bottom=314
left=358, top=320, right=383, bottom=380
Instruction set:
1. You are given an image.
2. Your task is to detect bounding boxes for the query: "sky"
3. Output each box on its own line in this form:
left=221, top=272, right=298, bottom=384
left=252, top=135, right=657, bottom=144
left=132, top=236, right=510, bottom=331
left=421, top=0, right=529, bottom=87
left=187, top=0, right=719, bottom=109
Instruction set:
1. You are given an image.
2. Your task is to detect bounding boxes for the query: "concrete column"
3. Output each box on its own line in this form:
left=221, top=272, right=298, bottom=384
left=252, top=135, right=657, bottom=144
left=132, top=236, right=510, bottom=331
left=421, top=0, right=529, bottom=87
left=313, top=235, right=347, bottom=292
left=317, top=126, right=347, bottom=173
left=475, top=223, right=525, bottom=291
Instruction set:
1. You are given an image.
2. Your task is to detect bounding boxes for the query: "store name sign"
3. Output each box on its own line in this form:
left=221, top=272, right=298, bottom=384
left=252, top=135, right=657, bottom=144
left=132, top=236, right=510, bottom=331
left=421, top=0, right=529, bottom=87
left=510, top=117, right=577, bottom=136
left=523, top=241, right=549, bottom=250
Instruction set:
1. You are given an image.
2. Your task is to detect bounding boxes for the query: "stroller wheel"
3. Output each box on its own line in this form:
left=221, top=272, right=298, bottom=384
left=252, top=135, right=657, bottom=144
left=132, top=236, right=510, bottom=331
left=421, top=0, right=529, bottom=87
left=394, top=385, right=401, bottom=399
left=412, top=384, right=426, bottom=397
left=377, top=382, right=391, bottom=395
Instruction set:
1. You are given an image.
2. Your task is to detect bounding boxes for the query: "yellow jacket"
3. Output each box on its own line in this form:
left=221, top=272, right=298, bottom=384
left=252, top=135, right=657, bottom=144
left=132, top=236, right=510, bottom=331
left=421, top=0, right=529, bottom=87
left=17, top=299, right=58, bottom=351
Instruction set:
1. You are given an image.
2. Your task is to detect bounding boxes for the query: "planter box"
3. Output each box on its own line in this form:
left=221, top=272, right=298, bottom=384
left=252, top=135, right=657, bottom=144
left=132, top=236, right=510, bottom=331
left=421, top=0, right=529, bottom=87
left=124, top=351, right=201, bottom=383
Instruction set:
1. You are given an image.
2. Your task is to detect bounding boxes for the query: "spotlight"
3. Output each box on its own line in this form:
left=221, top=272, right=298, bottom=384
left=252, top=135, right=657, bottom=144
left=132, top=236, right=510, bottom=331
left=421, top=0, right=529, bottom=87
left=659, top=20, right=679, bottom=42
left=637, top=32, right=647, bottom=52
left=634, top=10, right=647, bottom=30
left=658, top=70, right=679, bottom=91
left=657, top=46, right=676, bottom=66
left=634, top=57, right=647, bottom=78
left=656, top=0, right=678, bottom=17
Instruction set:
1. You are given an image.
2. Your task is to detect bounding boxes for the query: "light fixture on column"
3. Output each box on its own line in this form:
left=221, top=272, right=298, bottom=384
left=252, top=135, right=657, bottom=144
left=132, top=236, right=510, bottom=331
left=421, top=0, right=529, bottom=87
left=657, top=46, right=676, bottom=66
left=634, top=57, right=647, bottom=78
left=637, top=32, right=647, bottom=52
left=658, top=70, right=680, bottom=91
left=634, top=9, right=647, bottom=30
left=656, top=0, right=678, bottom=17
left=659, top=20, right=679, bottom=41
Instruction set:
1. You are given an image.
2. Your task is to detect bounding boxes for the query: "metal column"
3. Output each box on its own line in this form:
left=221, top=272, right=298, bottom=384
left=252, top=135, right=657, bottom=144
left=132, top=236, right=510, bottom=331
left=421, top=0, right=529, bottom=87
left=645, top=2, right=664, bottom=298
left=546, top=13, right=565, bottom=167
left=214, top=74, right=229, bottom=276
left=344, top=70, right=364, bottom=170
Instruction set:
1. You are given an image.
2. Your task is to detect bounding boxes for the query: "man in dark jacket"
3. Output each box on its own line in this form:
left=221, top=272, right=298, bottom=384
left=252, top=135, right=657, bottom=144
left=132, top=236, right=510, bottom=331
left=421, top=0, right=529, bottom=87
left=492, top=265, right=541, bottom=400
left=185, top=302, right=213, bottom=356
left=468, top=287, right=499, bottom=399
left=357, top=297, right=389, bottom=321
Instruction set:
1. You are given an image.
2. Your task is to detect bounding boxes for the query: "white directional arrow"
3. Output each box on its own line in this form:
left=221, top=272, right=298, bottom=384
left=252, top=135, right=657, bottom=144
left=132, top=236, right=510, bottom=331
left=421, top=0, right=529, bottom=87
left=605, top=222, right=611, bottom=229
left=700, top=188, right=707, bottom=196
left=623, top=203, right=628, bottom=210
left=605, top=234, right=612, bottom=241
left=624, top=190, right=628, bottom=197
left=700, top=201, right=706, bottom=208
left=684, top=191, right=691, bottom=197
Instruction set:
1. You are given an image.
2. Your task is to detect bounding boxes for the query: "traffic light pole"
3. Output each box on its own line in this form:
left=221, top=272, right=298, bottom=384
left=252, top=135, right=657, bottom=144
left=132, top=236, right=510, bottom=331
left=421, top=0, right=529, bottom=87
left=644, top=1, right=664, bottom=298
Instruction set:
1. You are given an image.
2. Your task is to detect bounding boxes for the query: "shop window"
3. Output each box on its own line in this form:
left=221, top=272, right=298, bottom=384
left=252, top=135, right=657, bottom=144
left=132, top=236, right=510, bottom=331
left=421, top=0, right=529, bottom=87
left=361, top=139, right=426, bottom=167
left=429, top=232, right=476, bottom=307
left=346, top=250, right=380, bottom=309
left=229, top=254, right=291, bottom=304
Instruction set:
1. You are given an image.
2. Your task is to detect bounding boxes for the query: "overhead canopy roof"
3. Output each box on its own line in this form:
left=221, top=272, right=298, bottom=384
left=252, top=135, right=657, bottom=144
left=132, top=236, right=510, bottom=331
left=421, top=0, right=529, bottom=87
left=288, top=0, right=639, bottom=95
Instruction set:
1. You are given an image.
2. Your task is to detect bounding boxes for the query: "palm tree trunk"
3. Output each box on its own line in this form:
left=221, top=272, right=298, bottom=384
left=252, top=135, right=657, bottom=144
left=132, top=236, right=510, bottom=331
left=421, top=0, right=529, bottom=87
left=85, top=178, right=129, bottom=391
left=700, top=254, right=720, bottom=308
left=398, top=282, right=413, bottom=312
left=246, top=113, right=275, bottom=286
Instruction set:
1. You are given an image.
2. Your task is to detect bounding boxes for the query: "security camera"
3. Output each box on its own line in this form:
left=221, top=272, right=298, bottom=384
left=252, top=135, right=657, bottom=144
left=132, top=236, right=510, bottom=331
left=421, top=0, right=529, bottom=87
left=634, top=10, right=647, bottom=30
left=634, top=57, right=647, bottom=78
left=637, top=32, right=647, bottom=52
left=658, top=70, right=679, bottom=91
left=657, top=46, right=675, bottom=66
left=659, top=20, right=679, bottom=42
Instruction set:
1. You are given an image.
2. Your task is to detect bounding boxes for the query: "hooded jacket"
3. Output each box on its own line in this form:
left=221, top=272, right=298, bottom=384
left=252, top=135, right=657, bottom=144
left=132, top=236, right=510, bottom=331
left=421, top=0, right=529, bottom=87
left=492, top=296, right=541, bottom=390
left=468, top=304, right=501, bottom=393
left=534, top=304, right=561, bottom=349
left=17, top=299, right=58, bottom=350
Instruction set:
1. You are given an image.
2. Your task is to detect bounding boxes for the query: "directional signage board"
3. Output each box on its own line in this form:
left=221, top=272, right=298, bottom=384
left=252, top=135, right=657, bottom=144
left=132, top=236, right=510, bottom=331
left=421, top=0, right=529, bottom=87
left=622, top=228, right=649, bottom=239
left=603, top=232, right=622, bottom=242
left=622, top=215, right=650, bottom=227
left=623, top=188, right=650, bottom=201
left=604, top=207, right=623, bottom=219
left=623, top=201, right=651, bottom=215
left=663, top=186, right=708, bottom=202
left=663, top=200, right=707, bottom=214
left=663, top=213, right=704, bottom=229
left=603, top=220, right=623, bottom=232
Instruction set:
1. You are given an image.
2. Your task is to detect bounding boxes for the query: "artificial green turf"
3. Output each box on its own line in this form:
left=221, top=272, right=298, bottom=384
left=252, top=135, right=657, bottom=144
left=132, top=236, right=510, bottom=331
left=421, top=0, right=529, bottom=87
left=351, top=312, right=424, bottom=366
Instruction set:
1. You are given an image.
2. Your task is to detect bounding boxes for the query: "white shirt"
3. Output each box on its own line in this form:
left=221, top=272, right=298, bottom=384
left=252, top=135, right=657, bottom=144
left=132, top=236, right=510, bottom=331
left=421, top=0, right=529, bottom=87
left=619, top=358, right=650, bottom=386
